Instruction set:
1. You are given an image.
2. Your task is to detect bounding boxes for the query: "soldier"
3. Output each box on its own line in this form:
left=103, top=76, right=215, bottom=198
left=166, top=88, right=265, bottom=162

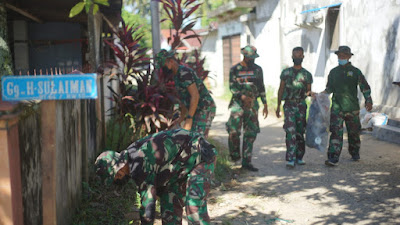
left=156, top=50, right=216, bottom=138
left=95, top=128, right=217, bottom=224
left=323, top=46, right=373, bottom=166
left=276, top=47, right=313, bottom=168
left=226, top=45, right=268, bottom=172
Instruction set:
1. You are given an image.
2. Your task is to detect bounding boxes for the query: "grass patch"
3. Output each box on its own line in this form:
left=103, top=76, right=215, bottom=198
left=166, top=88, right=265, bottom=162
left=105, top=117, right=133, bottom=152
left=207, top=137, right=233, bottom=183
left=72, top=175, right=140, bottom=225
left=218, top=82, right=232, bottom=102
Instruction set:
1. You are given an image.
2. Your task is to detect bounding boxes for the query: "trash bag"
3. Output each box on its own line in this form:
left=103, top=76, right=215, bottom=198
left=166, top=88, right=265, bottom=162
left=360, top=108, right=388, bottom=129
left=306, top=93, right=331, bottom=152
left=368, top=113, right=388, bottom=127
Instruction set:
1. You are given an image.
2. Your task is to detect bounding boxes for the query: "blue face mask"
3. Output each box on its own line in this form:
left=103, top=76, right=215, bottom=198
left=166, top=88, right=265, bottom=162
left=338, top=59, right=348, bottom=66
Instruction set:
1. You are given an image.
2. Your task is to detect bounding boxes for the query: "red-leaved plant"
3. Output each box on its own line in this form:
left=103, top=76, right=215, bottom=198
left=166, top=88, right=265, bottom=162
left=104, top=19, right=179, bottom=145
left=104, top=0, right=212, bottom=148
left=159, top=0, right=201, bottom=50
left=159, top=0, right=210, bottom=81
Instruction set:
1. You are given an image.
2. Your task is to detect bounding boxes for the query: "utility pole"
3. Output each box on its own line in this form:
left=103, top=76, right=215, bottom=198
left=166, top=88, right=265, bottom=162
left=150, top=0, right=161, bottom=58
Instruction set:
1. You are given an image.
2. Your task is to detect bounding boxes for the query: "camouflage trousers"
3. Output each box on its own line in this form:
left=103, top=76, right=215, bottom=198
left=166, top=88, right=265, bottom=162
left=192, top=101, right=216, bottom=138
left=151, top=161, right=214, bottom=225
left=327, top=110, right=361, bottom=161
left=226, top=102, right=260, bottom=166
left=283, top=101, right=307, bottom=161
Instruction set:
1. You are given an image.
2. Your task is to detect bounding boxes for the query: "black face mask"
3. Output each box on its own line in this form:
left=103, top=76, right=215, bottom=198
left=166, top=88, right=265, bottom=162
left=162, top=66, right=173, bottom=74
left=245, top=59, right=255, bottom=67
left=293, top=58, right=303, bottom=65
left=114, top=175, right=129, bottom=185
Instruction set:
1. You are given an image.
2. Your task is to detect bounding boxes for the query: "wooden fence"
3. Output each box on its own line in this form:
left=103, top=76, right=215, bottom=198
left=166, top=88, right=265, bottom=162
left=0, top=73, right=106, bottom=225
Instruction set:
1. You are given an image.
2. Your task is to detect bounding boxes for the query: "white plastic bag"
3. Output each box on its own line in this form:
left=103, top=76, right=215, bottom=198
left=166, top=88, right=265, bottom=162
left=368, top=113, right=388, bottom=127
left=306, top=93, right=331, bottom=152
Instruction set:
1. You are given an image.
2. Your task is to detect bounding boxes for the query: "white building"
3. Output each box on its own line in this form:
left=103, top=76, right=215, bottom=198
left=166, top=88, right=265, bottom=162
left=202, top=0, right=400, bottom=117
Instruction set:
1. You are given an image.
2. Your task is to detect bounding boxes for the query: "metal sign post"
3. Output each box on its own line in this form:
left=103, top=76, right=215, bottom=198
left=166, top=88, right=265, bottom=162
left=1, top=74, right=98, bottom=101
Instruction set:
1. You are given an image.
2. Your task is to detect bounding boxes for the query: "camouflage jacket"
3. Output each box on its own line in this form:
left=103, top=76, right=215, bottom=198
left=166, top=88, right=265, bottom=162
left=229, top=62, right=267, bottom=109
left=174, top=65, right=215, bottom=112
left=325, top=63, right=372, bottom=112
left=280, top=67, right=313, bottom=101
left=125, top=129, right=217, bottom=220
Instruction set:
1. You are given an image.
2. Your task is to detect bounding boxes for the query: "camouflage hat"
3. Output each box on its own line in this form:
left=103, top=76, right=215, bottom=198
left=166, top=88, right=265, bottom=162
left=155, top=49, right=175, bottom=68
left=241, top=45, right=259, bottom=59
left=95, top=150, right=128, bottom=185
left=198, top=137, right=217, bottom=163
left=335, top=46, right=354, bottom=55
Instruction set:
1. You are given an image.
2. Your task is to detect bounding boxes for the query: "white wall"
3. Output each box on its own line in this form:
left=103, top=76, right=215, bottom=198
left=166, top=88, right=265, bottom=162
left=206, top=0, right=400, bottom=116
left=201, top=30, right=222, bottom=94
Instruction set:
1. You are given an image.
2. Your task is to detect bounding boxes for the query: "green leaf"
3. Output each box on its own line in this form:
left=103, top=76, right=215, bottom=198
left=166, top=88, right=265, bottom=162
left=94, top=0, right=110, bottom=6
left=69, top=2, right=85, bottom=18
left=93, top=4, right=99, bottom=15
left=85, top=1, right=92, bottom=13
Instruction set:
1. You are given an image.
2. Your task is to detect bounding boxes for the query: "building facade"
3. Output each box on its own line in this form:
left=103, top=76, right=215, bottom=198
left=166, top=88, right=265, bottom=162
left=203, top=0, right=400, bottom=117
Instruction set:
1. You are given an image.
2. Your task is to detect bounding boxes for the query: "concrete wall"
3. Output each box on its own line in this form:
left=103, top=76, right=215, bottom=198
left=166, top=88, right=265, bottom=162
left=207, top=0, right=400, bottom=117
left=201, top=30, right=221, bottom=94
left=0, top=111, right=23, bottom=225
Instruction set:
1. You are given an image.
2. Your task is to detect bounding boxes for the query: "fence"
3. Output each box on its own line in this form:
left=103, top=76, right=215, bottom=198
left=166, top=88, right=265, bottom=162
left=0, top=71, right=106, bottom=225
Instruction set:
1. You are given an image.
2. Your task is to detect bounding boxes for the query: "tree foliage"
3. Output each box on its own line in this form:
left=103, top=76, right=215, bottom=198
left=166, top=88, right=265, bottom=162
left=123, top=0, right=232, bottom=28
left=121, top=8, right=152, bottom=49
left=69, top=0, right=110, bottom=17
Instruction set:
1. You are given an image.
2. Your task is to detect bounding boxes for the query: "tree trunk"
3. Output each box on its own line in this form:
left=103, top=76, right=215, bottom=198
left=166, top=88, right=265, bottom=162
left=0, top=2, right=13, bottom=79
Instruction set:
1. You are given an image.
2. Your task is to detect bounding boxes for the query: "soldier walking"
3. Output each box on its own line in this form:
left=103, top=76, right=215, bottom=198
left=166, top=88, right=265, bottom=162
left=323, top=46, right=373, bottom=166
left=156, top=50, right=216, bottom=138
left=95, top=128, right=217, bottom=224
left=276, top=47, right=313, bottom=168
left=226, top=45, right=268, bottom=172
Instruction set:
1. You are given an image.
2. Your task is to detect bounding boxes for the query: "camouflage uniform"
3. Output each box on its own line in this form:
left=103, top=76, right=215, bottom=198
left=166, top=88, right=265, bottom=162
left=280, top=67, right=313, bottom=161
left=174, top=66, right=216, bottom=137
left=325, top=62, right=372, bottom=162
left=124, top=129, right=216, bottom=224
left=226, top=46, right=267, bottom=166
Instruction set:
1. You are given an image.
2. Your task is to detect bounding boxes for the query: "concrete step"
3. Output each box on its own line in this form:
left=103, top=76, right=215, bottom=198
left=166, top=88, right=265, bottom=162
left=373, top=124, right=400, bottom=145
left=387, top=118, right=400, bottom=128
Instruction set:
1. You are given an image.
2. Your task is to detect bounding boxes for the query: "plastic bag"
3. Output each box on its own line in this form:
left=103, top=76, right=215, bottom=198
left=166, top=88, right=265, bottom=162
left=360, top=107, right=388, bottom=129
left=368, top=113, right=388, bottom=127
left=306, top=93, right=331, bottom=152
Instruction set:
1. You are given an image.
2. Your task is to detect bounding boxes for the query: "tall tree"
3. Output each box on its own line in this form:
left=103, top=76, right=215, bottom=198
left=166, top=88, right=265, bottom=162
left=123, top=0, right=151, bottom=17
left=123, top=0, right=232, bottom=28
left=0, top=2, right=13, bottom=79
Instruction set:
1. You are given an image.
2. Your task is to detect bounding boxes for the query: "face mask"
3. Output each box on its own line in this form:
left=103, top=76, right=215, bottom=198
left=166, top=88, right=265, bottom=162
left=114, top=175, right=129, bottom=185
left=293, top=58, right=303, bottom=65
left=245, top=59, right=255, bottom=67
left=338, top=59, right=348, bottom=66
left=162, top=66, right=173, bottom=74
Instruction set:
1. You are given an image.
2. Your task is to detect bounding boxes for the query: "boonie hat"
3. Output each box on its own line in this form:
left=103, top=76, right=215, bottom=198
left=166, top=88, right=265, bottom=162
left=241, top=45, right=259, bottom=59
left=95, top=150, right=128, bottom=185
left=335, top=46, right=354, bottom=55
left=155, top=49, right=175, bottom=68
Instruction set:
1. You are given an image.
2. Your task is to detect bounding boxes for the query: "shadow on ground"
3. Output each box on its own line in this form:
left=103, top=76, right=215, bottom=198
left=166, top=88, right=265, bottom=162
left=208, top=120, right=400, bottom=225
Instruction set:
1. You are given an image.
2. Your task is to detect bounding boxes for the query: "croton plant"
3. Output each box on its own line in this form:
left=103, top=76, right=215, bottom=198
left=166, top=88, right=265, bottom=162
left=104, top=0, right=211, bottom=143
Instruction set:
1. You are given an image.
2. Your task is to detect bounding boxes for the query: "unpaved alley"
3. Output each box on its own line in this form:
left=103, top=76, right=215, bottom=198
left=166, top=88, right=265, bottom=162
left=206, top=97, right=400, bottom=225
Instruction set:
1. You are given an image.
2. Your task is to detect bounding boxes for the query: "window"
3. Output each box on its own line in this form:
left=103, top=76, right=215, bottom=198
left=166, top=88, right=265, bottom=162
left=326, top=6, right=340, bottom=50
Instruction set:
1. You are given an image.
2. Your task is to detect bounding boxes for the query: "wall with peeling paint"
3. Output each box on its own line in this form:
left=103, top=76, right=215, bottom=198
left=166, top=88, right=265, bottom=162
left=206, top=0, right=400, bottom=117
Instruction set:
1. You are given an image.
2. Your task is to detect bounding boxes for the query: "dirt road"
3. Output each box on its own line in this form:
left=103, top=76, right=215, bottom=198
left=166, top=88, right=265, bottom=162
left=206, top=97, right=400, bottom=225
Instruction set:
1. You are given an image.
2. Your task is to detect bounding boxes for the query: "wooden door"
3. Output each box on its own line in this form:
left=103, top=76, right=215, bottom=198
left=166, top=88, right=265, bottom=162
left=223, top=34, right=241, bottom=83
